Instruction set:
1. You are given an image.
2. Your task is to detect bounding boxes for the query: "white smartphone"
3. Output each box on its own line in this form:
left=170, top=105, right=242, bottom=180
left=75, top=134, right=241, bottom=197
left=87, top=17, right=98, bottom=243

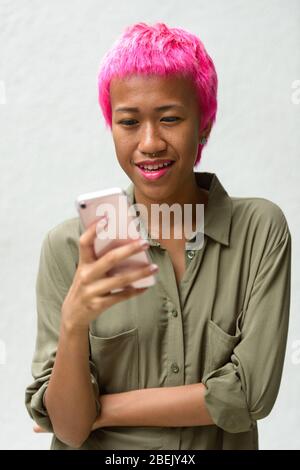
left=75, top=187, right=157, bottom=292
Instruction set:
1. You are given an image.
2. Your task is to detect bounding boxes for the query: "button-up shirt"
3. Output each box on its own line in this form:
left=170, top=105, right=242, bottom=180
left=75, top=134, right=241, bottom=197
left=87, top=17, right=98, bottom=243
left=25, top=172, right=292, bottom=450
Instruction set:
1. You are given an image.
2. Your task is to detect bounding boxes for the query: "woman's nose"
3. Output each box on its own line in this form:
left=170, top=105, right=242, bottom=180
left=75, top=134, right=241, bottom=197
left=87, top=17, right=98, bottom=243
left=138, top=123, right=166, bottom=154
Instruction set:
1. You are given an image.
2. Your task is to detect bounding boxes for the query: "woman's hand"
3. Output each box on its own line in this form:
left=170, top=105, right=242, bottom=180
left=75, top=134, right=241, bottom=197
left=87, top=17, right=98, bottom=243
left=61, top=217, right=158, bottom=331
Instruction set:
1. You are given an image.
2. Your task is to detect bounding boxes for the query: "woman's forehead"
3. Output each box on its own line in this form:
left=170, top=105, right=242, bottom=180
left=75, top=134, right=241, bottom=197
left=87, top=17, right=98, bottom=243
left=110, top=74, right=197, bottom=108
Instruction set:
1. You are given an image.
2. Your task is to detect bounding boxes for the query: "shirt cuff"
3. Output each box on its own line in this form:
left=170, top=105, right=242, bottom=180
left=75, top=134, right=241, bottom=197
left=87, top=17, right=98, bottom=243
left=26, top=373, right=101, bottom=433
left=202, top=364, right=256, bottom=434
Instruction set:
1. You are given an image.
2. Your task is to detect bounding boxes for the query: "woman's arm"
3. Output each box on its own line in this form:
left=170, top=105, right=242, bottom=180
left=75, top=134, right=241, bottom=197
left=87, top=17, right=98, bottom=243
left=44, top=321, right=98, bottom=447
left=34, top=382, right=215, bottom=433
left=31, top=222, right=155, bottom=446
left=26, top=230, right=100, bottom=449
left=92, top=383, right=215, bottom=429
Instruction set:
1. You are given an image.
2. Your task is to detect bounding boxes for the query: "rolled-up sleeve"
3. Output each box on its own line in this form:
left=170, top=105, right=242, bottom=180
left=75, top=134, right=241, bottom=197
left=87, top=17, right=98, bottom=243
left=202, top=222, right=292, bottom=434
left=25, top=230, right=101, bottom=432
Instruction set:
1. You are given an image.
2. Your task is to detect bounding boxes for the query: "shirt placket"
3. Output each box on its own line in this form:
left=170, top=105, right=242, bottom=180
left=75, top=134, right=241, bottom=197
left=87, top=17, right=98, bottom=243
left=161, top=287, right=184, bottom=449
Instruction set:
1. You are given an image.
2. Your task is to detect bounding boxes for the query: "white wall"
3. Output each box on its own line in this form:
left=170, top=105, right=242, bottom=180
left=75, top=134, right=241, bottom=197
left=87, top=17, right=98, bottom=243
left=0, top=0, right=299, bottom=449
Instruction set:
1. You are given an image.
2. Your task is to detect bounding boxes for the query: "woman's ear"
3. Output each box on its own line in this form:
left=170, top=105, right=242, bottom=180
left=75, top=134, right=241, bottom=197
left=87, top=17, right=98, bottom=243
left=198, top=121, right=213, bottom=144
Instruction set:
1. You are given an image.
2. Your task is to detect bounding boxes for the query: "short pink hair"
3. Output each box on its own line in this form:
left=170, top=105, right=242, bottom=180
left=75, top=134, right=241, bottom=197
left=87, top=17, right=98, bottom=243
left=97, top=22, right=218, bottom=165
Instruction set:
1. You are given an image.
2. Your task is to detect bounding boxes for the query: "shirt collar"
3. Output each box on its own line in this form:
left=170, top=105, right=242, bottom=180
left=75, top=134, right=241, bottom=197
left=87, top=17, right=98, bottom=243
left=125, top=171, right=232, bottom=248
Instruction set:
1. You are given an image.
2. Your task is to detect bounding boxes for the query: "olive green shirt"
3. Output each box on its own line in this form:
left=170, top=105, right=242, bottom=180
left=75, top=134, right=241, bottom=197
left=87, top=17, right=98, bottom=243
left=25, top=172, right=292, bottom=450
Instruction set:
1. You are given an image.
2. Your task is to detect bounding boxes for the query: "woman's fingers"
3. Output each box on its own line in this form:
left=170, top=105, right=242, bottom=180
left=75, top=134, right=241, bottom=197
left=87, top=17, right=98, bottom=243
left=99, top=285, right=148, bottom=310
left=86, top=263, right=158, bottom=297
left=84, top=238, right=150, bottom=284
left=64, top=219, right=156, bottom=327
left=78, top=217, right=108, bottom=264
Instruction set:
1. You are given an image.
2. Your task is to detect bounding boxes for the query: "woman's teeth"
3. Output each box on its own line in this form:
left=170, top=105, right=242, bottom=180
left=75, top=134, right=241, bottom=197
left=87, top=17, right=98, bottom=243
left=139, top=162, right=173, bottom=171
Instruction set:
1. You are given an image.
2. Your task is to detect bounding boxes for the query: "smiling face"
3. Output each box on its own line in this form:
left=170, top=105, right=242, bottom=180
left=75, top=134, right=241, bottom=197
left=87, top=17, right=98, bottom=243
left=110, top=74, right=207, bottom=205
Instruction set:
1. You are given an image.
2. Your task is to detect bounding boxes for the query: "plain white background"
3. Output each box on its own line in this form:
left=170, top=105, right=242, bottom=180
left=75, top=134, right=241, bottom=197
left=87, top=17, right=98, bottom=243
left=0, top=0, right=299, bottom=450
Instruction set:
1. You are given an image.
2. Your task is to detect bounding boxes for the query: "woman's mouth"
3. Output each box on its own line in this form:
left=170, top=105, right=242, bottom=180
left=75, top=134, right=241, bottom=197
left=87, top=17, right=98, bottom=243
left=135, top=161, right=175, bottom=181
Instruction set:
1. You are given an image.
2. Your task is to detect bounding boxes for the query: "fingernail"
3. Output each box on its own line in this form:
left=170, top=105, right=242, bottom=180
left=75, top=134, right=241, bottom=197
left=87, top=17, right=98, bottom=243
left=138, top=239, right=149, bottom=247
left=149, top=263, right=159, bottom=272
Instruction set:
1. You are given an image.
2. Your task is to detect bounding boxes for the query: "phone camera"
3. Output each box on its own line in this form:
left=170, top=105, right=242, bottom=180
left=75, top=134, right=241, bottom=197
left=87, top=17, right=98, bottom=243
left=79, top=202, right=86, bottom=209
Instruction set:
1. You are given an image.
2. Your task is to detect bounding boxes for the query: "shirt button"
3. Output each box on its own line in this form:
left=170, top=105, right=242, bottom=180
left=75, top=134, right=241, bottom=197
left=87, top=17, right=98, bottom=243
left=171, top=309, right=178, bottom=317
left=187, top=250, right=195, bottom=260
left=171, top=363, right=179, bottom=373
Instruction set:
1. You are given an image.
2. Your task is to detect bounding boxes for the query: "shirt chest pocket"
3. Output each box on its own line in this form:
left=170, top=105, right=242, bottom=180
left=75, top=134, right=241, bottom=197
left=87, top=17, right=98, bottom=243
left=89, top=328, right=139, bottom=394
left=202, top=310, right=243, bottom=379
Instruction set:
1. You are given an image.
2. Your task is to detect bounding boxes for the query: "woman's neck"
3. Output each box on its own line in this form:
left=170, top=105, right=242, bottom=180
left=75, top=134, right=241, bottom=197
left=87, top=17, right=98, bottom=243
left=133, top=176, right=208, bottom=242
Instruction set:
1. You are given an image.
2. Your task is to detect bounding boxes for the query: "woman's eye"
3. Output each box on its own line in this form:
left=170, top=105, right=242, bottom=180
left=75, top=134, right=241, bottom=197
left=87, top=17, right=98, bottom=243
left=120, top=119, right=137, bottom=126
left=119, top=117, right=180, bottom=126
left=161, top=117, right=180, bottom=122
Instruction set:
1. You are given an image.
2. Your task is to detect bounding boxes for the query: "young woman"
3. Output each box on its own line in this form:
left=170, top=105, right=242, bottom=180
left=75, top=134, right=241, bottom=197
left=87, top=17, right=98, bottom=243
left=25, top=22, right=291, bottom=450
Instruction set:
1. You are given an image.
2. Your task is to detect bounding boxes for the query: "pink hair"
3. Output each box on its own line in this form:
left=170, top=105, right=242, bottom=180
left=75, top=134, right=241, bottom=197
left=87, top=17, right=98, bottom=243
left=97, top=22, right=218, bottom=166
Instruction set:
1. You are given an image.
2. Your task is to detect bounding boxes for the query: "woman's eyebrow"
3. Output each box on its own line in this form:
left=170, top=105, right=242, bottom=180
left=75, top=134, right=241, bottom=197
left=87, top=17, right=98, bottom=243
left=115, top=104, right=185, bottom=113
